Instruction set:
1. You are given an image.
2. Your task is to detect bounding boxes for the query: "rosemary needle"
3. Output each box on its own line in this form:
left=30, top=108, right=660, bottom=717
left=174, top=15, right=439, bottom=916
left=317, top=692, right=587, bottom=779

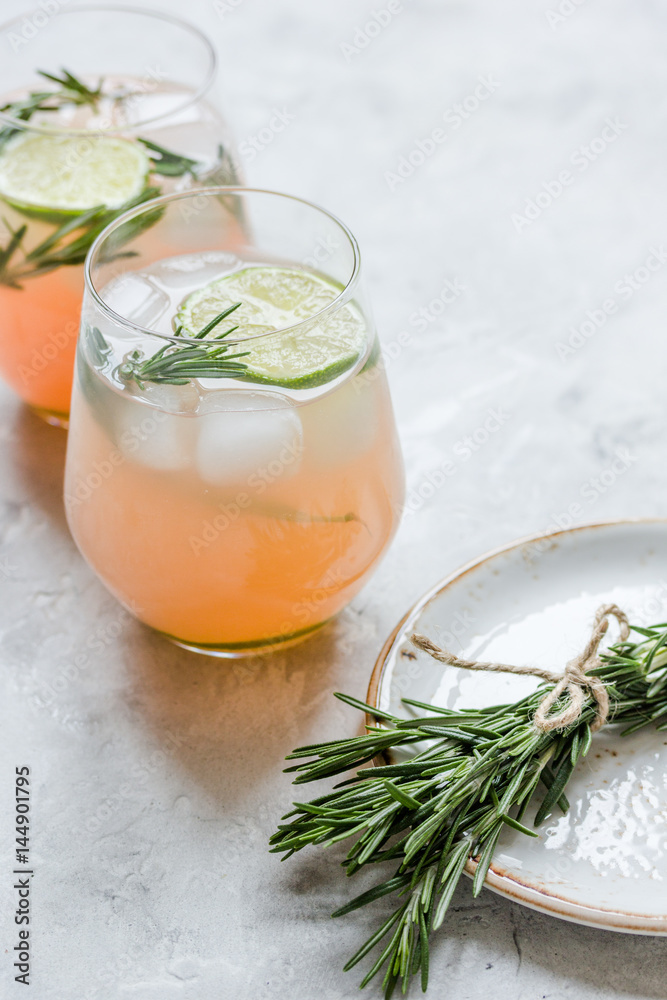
left=114, top=302, right=251, bottom=387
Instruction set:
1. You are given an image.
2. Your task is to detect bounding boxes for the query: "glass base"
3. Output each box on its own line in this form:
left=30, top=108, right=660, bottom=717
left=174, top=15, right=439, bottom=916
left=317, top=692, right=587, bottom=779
left=163, top=619, right=330, bottom=658
left=29, top=404, right=69, bottom=429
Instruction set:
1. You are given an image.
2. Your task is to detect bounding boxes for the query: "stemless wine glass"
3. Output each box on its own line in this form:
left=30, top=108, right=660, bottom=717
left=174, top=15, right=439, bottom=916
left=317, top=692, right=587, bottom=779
left=0, top=5, right=239, bottom=426
left=64, top=187, right=405, bottom=655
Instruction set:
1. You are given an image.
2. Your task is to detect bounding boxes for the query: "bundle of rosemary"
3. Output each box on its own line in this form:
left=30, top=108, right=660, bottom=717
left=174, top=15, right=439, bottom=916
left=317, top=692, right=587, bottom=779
left=270, top=606, right=667, bottom=997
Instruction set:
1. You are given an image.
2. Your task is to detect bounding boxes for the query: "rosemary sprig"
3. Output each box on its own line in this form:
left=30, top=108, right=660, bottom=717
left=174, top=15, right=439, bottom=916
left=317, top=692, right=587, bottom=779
left=0, top=68, right=103, bottom=147
left=0, top=67, right=202, bottom=179
left=115, top=303, right=251, bottom=387
left=137, top=138, right=200, bottom=177
left=0, top=185, right=163, bottom=288
left=270, top=624, right=667, bottom=997
left=0, top=219, right=27, bottom=288
left=36, top=68, right=103, bottom=109
left=0, top=91, right=53, bottom=149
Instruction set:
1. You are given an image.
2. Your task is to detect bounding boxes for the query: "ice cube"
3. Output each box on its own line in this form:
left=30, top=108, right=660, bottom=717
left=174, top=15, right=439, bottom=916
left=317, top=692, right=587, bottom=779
left=103, top=272, right=171, bottom=328
left=195, top=391, right=303, bottom=487
left=126, top=381, right=201, bottom=414
left=301, top=378, right=377, bottom=467
left=114, top=390, right=197, bottom=472
left=149, top=251, right=241, bottom=289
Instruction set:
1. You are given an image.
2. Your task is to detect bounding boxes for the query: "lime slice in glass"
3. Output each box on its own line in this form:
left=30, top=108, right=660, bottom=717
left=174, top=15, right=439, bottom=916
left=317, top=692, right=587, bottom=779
left=176, top=266, right=367, bottom=389
left=0, top=133, right=149, bottom=219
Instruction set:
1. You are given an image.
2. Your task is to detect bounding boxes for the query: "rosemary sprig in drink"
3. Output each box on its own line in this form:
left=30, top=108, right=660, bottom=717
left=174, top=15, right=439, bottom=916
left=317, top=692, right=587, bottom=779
left=0, top=70, right=199, bottom=179
left=0, top=68, right=103, bottom=148
left=0, top=185, right=163, bottom=288
left=270, top=620, right=667, bottom=998
left=36, top=68, right=103, bottom=109
left=136, top=138, right=199, bottom=178
left=115, top=303, right=250, bottom=387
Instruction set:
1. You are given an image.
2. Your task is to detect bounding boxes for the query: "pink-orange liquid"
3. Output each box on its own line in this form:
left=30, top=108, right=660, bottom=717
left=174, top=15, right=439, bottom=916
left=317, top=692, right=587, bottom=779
left=65, top=362, right=404, bottom=651
left=0, top=264, right=82, bottom=421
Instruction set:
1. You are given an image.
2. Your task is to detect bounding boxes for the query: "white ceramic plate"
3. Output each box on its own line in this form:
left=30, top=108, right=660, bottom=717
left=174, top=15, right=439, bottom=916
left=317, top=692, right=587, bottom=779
left=368, top=520, right=667, bottom=933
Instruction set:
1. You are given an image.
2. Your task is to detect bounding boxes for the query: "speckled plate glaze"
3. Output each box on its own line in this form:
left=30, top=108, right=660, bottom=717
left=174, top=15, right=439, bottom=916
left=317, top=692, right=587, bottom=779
left=368, top=519, right=667, bottom=934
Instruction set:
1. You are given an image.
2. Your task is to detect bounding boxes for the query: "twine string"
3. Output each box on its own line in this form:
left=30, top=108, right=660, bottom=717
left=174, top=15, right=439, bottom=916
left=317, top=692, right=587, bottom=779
left=411, top=603, right=630, bottom=733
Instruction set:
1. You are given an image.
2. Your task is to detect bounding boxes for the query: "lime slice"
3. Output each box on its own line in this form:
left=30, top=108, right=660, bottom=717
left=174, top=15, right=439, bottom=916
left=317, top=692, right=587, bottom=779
left=176, top=266, right=367, bottom=389
left=0, top=133, right=149, bottom=218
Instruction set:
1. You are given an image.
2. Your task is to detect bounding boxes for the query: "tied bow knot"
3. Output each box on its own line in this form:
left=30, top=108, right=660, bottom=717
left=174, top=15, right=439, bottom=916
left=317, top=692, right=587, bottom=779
left=411, top=604, right=630, bottom=733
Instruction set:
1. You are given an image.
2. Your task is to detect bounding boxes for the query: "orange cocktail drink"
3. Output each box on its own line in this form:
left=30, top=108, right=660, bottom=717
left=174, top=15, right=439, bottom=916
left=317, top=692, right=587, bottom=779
left=64, top=188, right=405, bottom=654
left=0, top=6, right=238, bottom=425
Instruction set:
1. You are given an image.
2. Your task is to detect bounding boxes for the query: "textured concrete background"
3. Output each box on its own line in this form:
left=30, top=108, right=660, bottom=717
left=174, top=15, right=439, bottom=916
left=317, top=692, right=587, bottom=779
left=1, top=0, right=667, bottom=997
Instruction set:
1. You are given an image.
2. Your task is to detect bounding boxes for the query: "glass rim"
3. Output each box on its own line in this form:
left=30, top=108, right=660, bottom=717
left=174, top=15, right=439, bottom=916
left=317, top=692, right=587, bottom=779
left=0, top=3, right=217, bottom=136
left=84, top=186, right=363, bottom=348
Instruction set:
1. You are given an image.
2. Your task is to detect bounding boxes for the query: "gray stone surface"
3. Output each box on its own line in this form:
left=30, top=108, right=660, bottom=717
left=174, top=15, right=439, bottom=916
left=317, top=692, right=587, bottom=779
left=1, top=0, right=667, bottom=997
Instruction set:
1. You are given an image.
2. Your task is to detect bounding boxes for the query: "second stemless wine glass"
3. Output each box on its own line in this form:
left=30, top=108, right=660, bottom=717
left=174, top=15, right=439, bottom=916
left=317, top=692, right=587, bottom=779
left=64, top=187, right=405, bottom=655
left=0, top=5, right=239, bottom=426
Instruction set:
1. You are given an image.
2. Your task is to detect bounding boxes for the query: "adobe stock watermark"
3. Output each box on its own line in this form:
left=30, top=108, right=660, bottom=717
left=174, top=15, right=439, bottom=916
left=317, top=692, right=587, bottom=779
left=523, top=447, right=638, bottom=557
left=627, top=580, right=667, bottom=628
left=36, top=65, right=169, bottom=159
left=188, top=438, right=303, bottom=555
left=4, top=0, right=74, bottom=52
left=554, top=246, right=667, bottom=360
left=354, top=276, right=466, bottom=392
left=213, top=0, right=245, bottom=18
left=228, top=565, right=351, bottom=679
left=545, top=0, right=590, bottom=30
left=512, top=117, right=628, bottom=233
left=340, top=0, right=406, bottom=63
left=385, top=76, right=501, bottom=191
left=85, top=731, right=184, bottom=834
left=64, top=409, right=170, bottom=514
left=32, top=604, right=140, bottom=712
left=18, top=321, right=78, bottom=386
left=162, top=146, right=241, bottom=223
left=302, top=233, right=340, bottom=270
left=102, top=65, right=169, bottom=124
left=238, top=108, right=296, bottom=163
left=409, top=278, right=467, bottom=332
left=275, top=564, right=348, bottom=643
left=577, top=446, right=637, bottom=506
left=401, top=405, right=511, bottom=517
left=177, top=106, right=293, bottom=221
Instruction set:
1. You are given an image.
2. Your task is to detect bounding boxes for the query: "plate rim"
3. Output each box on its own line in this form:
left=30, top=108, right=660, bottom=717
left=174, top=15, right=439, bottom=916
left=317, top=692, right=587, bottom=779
left=366, top=517, right=667, bottom=935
